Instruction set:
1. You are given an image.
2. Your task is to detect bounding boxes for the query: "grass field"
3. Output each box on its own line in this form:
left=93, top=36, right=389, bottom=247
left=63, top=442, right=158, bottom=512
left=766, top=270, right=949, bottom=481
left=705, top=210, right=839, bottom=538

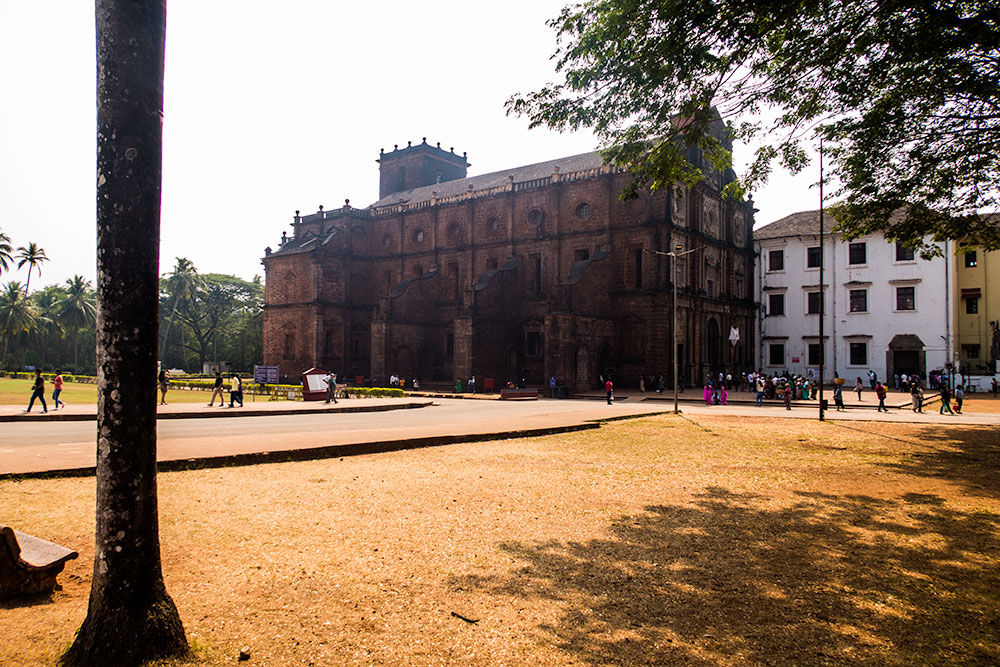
left=0, top=377, right=214, bottom=406
left=2, top=413, right=998, bottom=666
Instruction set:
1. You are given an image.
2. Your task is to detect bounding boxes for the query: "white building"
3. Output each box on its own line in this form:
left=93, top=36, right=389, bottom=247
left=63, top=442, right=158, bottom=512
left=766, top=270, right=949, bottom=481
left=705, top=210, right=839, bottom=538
left=753, top=211, right=954, bottom=384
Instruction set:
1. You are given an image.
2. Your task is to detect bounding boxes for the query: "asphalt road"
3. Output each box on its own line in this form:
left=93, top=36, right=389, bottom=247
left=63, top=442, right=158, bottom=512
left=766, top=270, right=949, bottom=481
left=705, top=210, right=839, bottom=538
left=0, top=398, right=670, bottom=476
left=2, top=396, right=996, bottom=477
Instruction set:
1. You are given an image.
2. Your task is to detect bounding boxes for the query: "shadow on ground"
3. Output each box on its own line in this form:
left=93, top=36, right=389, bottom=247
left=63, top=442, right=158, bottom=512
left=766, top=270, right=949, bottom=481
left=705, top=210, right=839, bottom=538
left=455, top=487, right=1000, bottom=665
left=872, top=425, right=1000, bottom=498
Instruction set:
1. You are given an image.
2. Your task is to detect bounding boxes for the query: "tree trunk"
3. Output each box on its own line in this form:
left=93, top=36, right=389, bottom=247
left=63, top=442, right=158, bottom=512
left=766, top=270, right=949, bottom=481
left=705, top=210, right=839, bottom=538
left=62, top=1, right=188, bottom=665
left=71, top=326, right=80, bottom=373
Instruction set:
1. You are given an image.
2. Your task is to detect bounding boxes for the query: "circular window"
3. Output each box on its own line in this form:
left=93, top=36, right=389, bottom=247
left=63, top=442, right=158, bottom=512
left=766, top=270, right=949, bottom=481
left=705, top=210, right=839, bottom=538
left=447, top=222, right=461, bottom=241
left=383, top=234, right=392, bottom=247
left=575, top=202, right=591, bottom=220
left=527, top=209, right=545, bottom=226
left=414, top=229, right=424, bottom=243
left=487, top=216, right=500, bottom=232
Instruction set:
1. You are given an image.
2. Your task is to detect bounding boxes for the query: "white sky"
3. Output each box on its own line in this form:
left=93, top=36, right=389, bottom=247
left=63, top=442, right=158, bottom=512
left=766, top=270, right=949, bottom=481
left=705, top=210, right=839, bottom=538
left=0, top=0, right=821, bottom=289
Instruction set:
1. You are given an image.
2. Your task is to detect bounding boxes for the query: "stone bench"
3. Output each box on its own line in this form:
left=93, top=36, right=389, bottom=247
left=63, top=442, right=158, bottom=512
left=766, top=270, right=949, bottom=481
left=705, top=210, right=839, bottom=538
left=0, top=526, right=78, bottom=598
left=499, top=388, right=539, bottom=400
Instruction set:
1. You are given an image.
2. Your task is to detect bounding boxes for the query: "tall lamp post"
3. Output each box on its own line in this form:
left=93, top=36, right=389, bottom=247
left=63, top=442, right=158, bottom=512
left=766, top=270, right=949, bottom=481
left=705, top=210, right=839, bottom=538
left=646, top=245, right=699, bottom=413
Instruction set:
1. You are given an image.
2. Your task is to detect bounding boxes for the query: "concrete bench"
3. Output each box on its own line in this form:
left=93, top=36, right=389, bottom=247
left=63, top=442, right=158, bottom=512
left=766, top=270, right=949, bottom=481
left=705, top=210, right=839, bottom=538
left=0, top=526, right=78, bottom=598
left=500, top=388, right=539, bottom=400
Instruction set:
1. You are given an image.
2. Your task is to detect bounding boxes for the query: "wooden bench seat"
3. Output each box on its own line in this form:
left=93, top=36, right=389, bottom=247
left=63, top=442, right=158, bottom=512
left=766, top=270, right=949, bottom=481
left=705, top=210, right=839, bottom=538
left=0, top=526, right=78, bottom=598
left=499, top=388, right=539, bottom=400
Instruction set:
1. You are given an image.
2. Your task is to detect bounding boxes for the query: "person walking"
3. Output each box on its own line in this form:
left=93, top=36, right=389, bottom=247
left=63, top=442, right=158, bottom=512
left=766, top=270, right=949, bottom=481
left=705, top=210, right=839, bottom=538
left=720, top=384, right=728, bottom=405
left=229, top=373, right=243, bottom=407
left=324, top=371, right=338, bottom=404
left=158, top=368, right=170, bottom=405
left=868, top=369, right=877, bottom=390
left=939, top=385, right=954, bottom=415
left=855, top=377, right=864, bottom=401
left=51, top=369, right=66, bottom=410
left=954, top=385, right=965, bottom=414
left=605, top=377, right=614, bottom=405
left=910, top=380, right=924, bottom=412
left=833, top=382, right=845, bottom=411
left=876, top=381, right=888, bottom=412
left=208, top=371, right=225, bottom=407
left=25, top=368, right=48, bottom=413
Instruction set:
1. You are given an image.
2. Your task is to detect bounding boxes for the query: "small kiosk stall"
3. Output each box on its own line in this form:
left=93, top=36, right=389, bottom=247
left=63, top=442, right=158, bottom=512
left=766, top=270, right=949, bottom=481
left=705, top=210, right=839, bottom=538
left=301, top=367, right=330, bottom=402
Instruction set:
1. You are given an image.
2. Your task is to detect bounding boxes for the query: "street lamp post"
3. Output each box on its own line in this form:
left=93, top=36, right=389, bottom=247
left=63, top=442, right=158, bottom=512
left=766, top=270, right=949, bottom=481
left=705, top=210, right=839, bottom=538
left=646, top=245, right=699, bottom=413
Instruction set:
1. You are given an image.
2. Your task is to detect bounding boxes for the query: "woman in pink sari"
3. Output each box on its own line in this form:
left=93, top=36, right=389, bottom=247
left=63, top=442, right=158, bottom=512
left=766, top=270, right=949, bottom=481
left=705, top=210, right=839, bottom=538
left=704, top=384, right=713, bottom=405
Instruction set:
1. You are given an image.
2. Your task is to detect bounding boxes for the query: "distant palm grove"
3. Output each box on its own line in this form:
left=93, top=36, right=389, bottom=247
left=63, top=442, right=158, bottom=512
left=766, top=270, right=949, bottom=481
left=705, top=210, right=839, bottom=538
left=0, top=229, right=263, bottom=375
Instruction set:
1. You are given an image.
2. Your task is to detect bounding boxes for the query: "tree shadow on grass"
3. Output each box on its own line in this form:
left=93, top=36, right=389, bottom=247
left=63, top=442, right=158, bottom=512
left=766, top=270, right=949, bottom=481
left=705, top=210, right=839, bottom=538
left=866, top=424, right=1000, bottom=498
left=455, top=487, right=1000, bottom=665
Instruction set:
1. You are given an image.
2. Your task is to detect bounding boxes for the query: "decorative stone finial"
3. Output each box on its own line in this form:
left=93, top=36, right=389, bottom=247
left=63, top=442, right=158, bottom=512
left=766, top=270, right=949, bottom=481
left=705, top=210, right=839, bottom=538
left=450, top=147, right=454, bottom=153
left=422, top=137, right=427, bottom=144
left=394, top=144, right=398, bottom=150
left=407, top=140, right=412, bottom=147
left=318, top=204, right=324, bottom=212
left=344, top=198, right=350, bottom=208
left=436, top=142, right=441, bottom=148
left=380, top=148, right=384, bottom=155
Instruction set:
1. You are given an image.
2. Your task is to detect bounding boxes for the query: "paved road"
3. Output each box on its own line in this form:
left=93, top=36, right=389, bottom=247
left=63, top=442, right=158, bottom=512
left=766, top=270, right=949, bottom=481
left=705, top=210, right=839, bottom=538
left=2, top=395, right=996, bottom=477
left=0, top=397, right=670, bottom=476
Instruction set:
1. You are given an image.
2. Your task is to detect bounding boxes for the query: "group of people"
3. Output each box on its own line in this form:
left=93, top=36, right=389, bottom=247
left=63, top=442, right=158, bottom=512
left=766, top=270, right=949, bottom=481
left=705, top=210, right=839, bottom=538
left=205, top=371, right=243, bottom=408
left=23, top=368, right=66, bottom=413
left=158, top=368, right=243, bottom=408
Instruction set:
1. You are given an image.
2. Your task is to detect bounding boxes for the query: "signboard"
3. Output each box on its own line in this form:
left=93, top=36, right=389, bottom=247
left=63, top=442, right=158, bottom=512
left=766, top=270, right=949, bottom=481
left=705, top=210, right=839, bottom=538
left=792, top=357, right=800, bottom=363
left=305, top=374, right=327, bottom=392
left=254, top=365, right=279, bottom=384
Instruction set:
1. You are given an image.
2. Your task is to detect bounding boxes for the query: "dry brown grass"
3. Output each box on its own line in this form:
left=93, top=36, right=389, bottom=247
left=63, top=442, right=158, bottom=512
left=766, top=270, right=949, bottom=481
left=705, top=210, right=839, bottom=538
left=2, top=414, right=998, bottom=666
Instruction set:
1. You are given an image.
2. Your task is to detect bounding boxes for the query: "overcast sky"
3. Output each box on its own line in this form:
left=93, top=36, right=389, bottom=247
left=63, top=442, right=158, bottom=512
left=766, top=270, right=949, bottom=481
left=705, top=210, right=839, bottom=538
left=0, top=0, right=821, bottom=290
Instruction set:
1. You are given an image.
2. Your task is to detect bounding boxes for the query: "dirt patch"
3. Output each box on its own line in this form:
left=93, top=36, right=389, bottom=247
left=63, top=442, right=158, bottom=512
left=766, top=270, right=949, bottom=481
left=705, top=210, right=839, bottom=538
left=2, top=414, right=998, bottom=665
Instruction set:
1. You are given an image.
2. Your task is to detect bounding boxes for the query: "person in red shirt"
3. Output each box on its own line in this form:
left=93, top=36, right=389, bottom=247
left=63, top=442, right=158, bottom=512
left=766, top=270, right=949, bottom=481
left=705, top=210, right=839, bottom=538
left=875, top=381, right=888, bottom=412
left=605, top=378, right=614, bottom=405
left=52, top=369, right=65, bottom=410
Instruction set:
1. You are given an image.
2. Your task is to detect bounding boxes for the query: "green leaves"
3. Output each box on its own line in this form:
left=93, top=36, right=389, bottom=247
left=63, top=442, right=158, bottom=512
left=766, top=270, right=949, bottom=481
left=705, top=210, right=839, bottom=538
left=510, top=0, right=1000, bottom=248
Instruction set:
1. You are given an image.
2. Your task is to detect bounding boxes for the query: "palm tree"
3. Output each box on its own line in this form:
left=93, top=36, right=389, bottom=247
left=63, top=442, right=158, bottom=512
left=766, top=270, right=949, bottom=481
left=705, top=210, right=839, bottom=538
left=57, top=276, right=96, bottom=372
left=0, top=281, right=38, bottom=367
left=31, top=286, right=65, bottom=367
left=0, top=229, right=12, bottom=276
left=160, top=257, right=202, bottom=361
left=63, top=1, right=188, bottom=662
left=15, top=242, right=49, bottom=294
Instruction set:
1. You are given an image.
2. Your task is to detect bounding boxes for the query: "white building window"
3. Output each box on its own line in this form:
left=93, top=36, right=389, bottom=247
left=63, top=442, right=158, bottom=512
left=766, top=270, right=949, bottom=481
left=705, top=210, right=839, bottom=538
left=895, top=286, right=916, bottom=311
left=848, top=242, right=867, bottom=265
left=848, top=341, right=867, bottom=366
left=807, top=291, right=823, bottom=315
left=849, top=289, right=868, bottom=313
left=768, top=343, right=785, bottom=367
left=768, top=293, right=785, bottom=316
left=768, top=249, right=784, bottom=272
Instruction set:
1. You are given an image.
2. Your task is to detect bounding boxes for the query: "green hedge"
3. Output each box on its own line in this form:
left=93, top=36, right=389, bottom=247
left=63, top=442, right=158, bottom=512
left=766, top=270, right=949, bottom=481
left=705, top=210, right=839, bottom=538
left=1, top=372, right=406, bottom=399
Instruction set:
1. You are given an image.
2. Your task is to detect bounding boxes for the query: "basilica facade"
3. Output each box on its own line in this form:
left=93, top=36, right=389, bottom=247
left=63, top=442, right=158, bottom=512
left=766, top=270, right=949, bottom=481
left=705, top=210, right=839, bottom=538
left=262, top=134, right=756, bottom=390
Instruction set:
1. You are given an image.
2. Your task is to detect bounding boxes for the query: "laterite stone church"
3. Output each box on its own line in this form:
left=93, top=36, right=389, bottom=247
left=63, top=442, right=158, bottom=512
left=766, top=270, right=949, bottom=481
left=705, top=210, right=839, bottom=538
left=262, top=132, right=756, bottom=390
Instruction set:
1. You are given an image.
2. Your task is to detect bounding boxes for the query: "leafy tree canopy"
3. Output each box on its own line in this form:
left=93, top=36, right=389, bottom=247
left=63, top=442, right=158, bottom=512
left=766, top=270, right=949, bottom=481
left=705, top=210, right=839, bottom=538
left=507, top=0, right=1000, bottom=255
